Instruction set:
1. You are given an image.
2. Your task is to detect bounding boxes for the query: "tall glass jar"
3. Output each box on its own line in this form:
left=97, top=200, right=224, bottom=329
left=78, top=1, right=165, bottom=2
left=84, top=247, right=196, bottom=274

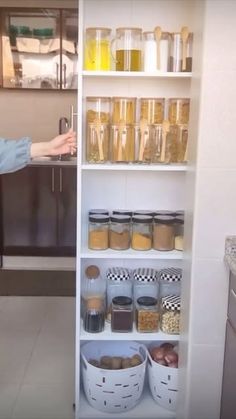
left=134, top=122, right=154, bottom=164
left=131, top=215, right=153, bottom=250
left=176, top=124, right=188, bottom=162
left=86, top=96, right=110, bottom=163
left=84, top=27, right=111, bottom=71
left=140, top=98, right=165, bottom=124
left=106, top=267, right=132, bottom=322
left=160, top=295, right=181, bottom=334
left=110, top=124, right=135, bottom=163
left=113, top=27, right=142, bottom=71
left=109, top=214, right=131, bottom=250
left=136, top=296, right=159, bottom=333
left=168, top=98, right=190, bottom=125
left=169, top=32, right=182, bottom=72
left=153, top=215, right=175, bottom=251
left=158, top=267, right=182, bottom=298
left=133, top=267, right=158, bottom=303
left=88, top=214, right=109, bottom=250
left=153, top=29, right=170, bottom=72
left=112, top=97, right=136, bottom=124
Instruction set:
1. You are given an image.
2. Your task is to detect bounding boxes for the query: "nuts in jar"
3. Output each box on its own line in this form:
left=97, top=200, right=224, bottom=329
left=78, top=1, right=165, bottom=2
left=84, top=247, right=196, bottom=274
left=136, top=296, right=159, bottom=333
left=160, top=295, right=181, bottom=334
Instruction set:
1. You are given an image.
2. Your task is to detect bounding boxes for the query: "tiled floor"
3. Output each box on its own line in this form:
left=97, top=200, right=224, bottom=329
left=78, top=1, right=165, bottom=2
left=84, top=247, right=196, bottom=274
left=0, top=297, right=75, bottom=419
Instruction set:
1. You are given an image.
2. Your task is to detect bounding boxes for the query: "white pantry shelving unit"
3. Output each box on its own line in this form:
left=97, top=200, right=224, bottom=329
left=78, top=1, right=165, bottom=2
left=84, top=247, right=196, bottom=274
left=76, top=1, right=196, bottom=418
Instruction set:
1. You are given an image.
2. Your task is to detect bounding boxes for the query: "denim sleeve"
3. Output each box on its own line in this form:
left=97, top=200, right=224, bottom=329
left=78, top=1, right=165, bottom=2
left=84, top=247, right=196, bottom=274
left=0, top=137, right=32, bottom=175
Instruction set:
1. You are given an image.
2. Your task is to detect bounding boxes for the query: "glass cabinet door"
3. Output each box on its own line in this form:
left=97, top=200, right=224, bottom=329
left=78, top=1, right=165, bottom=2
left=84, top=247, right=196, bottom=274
left=61, top=9, right=78, bottom=90
left=1, top=8, right=60, bottom=89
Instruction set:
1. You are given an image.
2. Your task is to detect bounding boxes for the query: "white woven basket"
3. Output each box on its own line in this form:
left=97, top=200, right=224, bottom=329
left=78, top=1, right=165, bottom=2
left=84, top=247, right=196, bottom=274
left=81, top=341, right=147, bottom=413
left=147, top=352, right=178, bottom=411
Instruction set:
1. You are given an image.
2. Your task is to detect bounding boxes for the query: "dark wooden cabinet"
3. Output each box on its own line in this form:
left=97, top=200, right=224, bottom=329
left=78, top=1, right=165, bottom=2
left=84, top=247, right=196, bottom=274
left=0, top=165, right=76, bottom=256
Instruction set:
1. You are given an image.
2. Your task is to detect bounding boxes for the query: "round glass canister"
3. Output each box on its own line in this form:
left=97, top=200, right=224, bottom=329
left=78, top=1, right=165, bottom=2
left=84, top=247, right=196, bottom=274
left=86, top=96, right=111, bottom=163
left=168, top=98, right=190, bottom=125
left=140, top=98, right=165, bottom=124
left=153, top=215, right=175, bottom=251
left=160, top=295, right=181, bottom=334
left=158, top=267, right=182, bottom=298
left=136, top=296, right=159, bottom=333
left=109, top=214, right=131, bottom=250
left=131, top=215, right=153, bottom=251
left=133, top=267, right=158, bottom=303
left=106, top=267, right=132, bottom=322
left=84, top=27, right=111, bottom=71
left=114, top=27, right=142, bottom=71
left=111, top=296, right=133, bottom=332
left=88, top=214, right=109, bottom=250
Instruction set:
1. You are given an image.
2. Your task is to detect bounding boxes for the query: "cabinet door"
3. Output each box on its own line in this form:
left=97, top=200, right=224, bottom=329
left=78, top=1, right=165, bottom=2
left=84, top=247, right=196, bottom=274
left=221, top=320, right=236, bottom=419
left=61, top=9, right=78, bottom=90
left=1, top=8, right=60, bottom=89
left=1, top=166, right=57, bottom=255
left=57, top=167, right=76, bottom=255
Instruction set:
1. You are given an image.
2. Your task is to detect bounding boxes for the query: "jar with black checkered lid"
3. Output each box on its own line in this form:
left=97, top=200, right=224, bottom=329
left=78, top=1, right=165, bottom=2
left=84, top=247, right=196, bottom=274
left=160, top=295, right=181, bottom=334
left=158, top=267, right=182, bottom=299
left=133, top=267, right=159, bottom=303
left=106, top=267, right=132, bottom=322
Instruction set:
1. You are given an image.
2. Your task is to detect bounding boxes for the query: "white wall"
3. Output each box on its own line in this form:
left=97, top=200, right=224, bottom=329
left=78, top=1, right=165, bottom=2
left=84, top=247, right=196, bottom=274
left=180, top=1, right=236, bottom=418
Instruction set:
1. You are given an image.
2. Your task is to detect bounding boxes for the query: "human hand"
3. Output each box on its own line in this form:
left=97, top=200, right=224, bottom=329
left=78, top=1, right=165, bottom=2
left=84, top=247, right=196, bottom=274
left=47, top=128, right=77, bottom=156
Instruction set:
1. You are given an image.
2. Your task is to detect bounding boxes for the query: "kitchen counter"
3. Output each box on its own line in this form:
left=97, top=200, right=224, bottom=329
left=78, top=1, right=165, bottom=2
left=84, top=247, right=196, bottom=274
left=28, top=157, right=77, bottom=167
left=225, top=236, right=236, bottom=275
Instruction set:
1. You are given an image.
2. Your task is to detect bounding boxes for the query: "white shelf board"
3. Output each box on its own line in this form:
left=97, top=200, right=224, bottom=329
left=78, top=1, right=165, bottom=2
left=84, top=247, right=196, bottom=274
left=82, top=163, right=187, bottom=172
left=80, top=248, right=183, bottom=260
left=80, top=320, right=179, bottom=341
left=83, top=70, right=191, bottom=79
left=79, top=386, right=175, bottom=419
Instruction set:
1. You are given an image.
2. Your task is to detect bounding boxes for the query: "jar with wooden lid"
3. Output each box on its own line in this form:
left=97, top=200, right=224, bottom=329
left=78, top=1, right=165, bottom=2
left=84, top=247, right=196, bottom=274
left=109, top=214, right=131, bottom=250
left=106, top=267, right=132, bottom=322
left=160, top=295, right=181, bottom=334
left=88, top=214, right=109, bottom=250
left=131, top=215, right=153, bottom=251
left=168, top=98, right=190, bottom=125
left=153, top=215, right=175, bottom=251
left=133, top=267, right=158, bottom=303
left=140, top=98, right=165, bottom=124
left=136, top=296, right=159, bottom=333
left=111, top=296, right=133, bottom=332
left=159, top=267, right=182, bottom=298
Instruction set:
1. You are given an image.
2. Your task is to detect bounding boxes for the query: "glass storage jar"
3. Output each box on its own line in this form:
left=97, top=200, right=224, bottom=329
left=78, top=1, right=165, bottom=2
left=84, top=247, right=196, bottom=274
left=131, top=215, right=153, bottom=250
left=176, top=124, right=188, bottom=162
left=106, top=267, right=132, bottom=322
left=140, top=98, right=165, bottom=124
left=81, top=265, right=106, bottom=317
left=174, top=217, right=184, bottom=251
left=134, top=122, right=154, bottom=164
left=83, top=307, right=105, bottom=333
left=110, top=124, right=135, bottom=163
left=109, top=214, right=131, bottom=250
left=158, top=267, right=182, bottom=298
left=84, top=27, right=111, bottom=71
left=168, top=98, right=190, bottom=125
left=112, top=97, right=136, bottom=124
left=113, top=27, right=142, bottom=71
left=151, top=123, right=175, bottom=164
left=143, top=31, right=156, bottom=72
left=160, top=295, right=181, bottom=334
left=169, top=32, right=182, bottom=72
left=133, top=267, right=158, bottom=303
left=111, top=296, right=133, bottom=332
left=88, top=214, right=109, bottom=250
left=136, top=296, right=159, bottom=333
left=153, top=215, right=175, bottom=251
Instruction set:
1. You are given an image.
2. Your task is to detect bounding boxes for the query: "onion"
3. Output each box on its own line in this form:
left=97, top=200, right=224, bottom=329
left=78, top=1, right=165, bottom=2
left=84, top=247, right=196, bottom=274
left=150, top=346, right=165, bottom=361
left=160, top=342, right=174, bottom=352
left=156, top=359, right=168, bottom=366
left=168, top=362, right=178, bottom=368
left=164, top=350, right=178, bottom=365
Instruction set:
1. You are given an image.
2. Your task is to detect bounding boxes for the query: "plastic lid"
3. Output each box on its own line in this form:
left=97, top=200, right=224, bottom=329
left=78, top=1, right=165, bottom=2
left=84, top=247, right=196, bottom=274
left=154, top=215, right=175, bottom=225
left=137, top=296, right=157, bottom=306
left=113, top=210, right=133, bottom=217
left=155, top=210, right=175, bottom=216
left=132, top=215, right=153, bottom=224
left=110, top=214, right=131, bottom=223
left=106, top=267, right=130, bottom=281
left=85, top=265, right=100, bottom=279
left=89, top=209, right=109, bottom=216
left=112, top=296, right=132, bottom=306
left=133, top=268, right=157, bottom=282
left=174, top=217, right=184, bottom=225
left=159, top=267, right=182, bottom=282
left=133, top=210, right=155, bottom=217
left=89, top=214, right=109, bottom=223
left=162, top=295, right=181, bottom=311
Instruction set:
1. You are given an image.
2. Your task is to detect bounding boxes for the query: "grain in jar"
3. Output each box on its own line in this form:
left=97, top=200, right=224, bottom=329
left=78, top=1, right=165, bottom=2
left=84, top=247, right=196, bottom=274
left=168, top=98, right=190, bottom=125
left=151, top=123, right=173, bottom=164
left=153, top=215, right=175, bottom=251
left=106, top=267, right=132, bottom=322
left=140, top=98, right=165, bottom=124
left=109, top=214, right=131, bottom=250
left=136, top=296, right=159, bottom=333
left=88, top=214, right=109, bottom=250
left=110, top=124, right=135, bottom=162
left=131, top=215, right=153, bottom=251
left=112, top=97, right=136, bottom=124
left=158, top=267, right=182, bottom=298
left=160, top=295, right=181, bottom=334
left=176, top=124, right=188, bottom=162
left=134, top=123, right=154, bottom=163
left=133, top=267, right=158, bottom=303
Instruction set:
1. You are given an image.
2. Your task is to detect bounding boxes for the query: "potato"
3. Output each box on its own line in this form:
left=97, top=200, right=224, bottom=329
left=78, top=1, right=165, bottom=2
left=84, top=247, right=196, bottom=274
left=100, top=356, right=112, bottom=368
left=121, top=357, right=131, bottom=369
left=130, top=354, right=142, bottom=367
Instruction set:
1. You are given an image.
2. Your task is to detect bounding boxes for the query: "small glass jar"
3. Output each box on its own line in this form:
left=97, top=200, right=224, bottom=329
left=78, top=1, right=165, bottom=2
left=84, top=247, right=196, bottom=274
left=136, top=296, right=159, bottom=333
left=133, top=267, right=158, bottom=303
left=134, top=123, right=154, bottom=163
left=153, top=215, right=175, bottom=251
left=110, top=124, right=135, bottom=163
left=131, top=215, right=153, bottom=251
left=88, top=214, right=109, bottom=250
left=158, top=268, right=182, bottom=298
left=106, top=267, right=132, bottom=322
left=168, top=98, right=190, bottom=125
left=140, top=98, right=165, bottom=124
left=174, top=217, right=184, bottom=251
left=83, top=307, right=105, bottom=333
left=109, top=214, right=131, bottom=250
left=111, top=296, right=133, bottom=332
left=160, top=295, right=181, bottom=334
